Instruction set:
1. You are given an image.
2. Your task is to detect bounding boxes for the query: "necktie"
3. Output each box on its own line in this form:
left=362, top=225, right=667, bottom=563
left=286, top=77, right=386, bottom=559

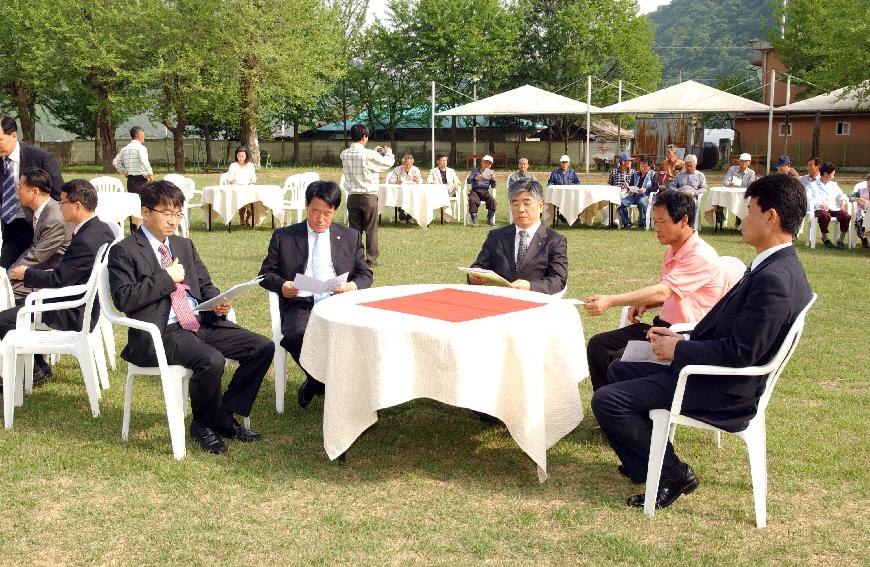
left=158, top=244, right=200, bottom=332
left=312, top=232, right=329, bottom=303
left=517, top=230, right=529, bottom=267
left=1, top=157, right=20, bottom=224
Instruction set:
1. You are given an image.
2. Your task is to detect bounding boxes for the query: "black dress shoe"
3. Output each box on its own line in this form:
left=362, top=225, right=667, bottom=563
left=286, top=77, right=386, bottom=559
left=836, top=241, right=845, bottom=249
left=627, top=466, right=699, bottom=508
left=618, top=465, right=644, bottom=485
left=214, top=418, right=262, bottom=442
left=822, top=239, right=835, bottom=249
left=189, top=420, right=227, bottom=454
left=297, top=377, right=324, bottom=408
left=32, top=363, right=53, bottom=388
left=366, top=259, right=382, bottom=267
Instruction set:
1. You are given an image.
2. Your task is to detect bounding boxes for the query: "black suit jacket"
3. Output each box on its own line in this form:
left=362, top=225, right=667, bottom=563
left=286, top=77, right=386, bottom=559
left=673, top=246, right=813, bottom=431
left=1, top=143, right=64, bottom=202
left=23, top=216, right=115, bottom=332
left=108, top=229, right=230, bottom=366
left=258, top=221, right=373, bottom=314
left=470, top=224, right=568, bottom=294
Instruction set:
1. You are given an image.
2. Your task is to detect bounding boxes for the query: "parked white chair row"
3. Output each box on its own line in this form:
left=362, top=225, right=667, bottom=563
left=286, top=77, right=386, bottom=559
left=282, top=172, right=320, bottom=225
left=90, top=176, right=124, bottom=193
left=163, top=173, right=198, bottom=237
left=803, top=201, right=855, bottom=249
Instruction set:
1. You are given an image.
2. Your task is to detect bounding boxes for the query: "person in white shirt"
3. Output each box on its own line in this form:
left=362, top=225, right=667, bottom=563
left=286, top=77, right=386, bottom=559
left=339, top=124, right=395, bottom=267
left=809, top=161, right=851, bottom=248
left=386, top=154, right=422, bottom=223
left=226, top=146, right=258, bottom=226
left=723, top=152, right=756, bottom=189
left=112, top=126, right=153, bottom=195
left=427, top=153, right=462, bottom=223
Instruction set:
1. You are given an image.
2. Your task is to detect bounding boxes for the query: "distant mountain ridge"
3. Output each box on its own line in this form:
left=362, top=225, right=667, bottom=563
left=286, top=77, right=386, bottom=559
left=647, top=0, right=774, bottom=87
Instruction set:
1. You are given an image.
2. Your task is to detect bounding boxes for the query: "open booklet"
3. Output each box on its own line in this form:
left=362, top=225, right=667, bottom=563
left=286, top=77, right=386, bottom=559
left=194, top=277, right=264, bottom=312
left=621, top=340, right=671, bottom=366
left=292, top=272, right=349, bottom=294
left=457, top=266, right=511, bottom=287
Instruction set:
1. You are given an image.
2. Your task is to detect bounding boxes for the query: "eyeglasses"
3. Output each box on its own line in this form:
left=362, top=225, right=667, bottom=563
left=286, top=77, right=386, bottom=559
left=146, top=207, right=184, bottom=220
left=510, top=200, right=539, bottom=209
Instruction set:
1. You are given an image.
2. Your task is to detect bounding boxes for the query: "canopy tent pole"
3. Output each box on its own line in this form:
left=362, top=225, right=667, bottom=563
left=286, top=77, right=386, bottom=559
left=431, top=81, right=435, bottom=169
left=472, top=83, right=477, bottom=169
left=585, top=75, right=591, bottom=173
left=617, top=80, right=622, bottom=154
left=783, top=74, right=792, bottom=154
left=765, top=69, right=776, bottom=174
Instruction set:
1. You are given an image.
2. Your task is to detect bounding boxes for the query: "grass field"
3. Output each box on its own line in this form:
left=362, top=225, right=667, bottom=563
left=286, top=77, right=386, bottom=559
left=0, top=167, right=867, bottom=566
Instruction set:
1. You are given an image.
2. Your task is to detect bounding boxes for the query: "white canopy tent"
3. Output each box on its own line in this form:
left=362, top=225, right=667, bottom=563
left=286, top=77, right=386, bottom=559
left=431, top=84, right=601, bottom=170
left=778, top=84, right=870, bottom=112
left=597, top=80, right=771, bottom=114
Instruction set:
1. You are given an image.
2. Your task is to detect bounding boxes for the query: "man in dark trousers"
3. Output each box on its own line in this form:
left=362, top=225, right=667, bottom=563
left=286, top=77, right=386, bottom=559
left=108, top=180, right=273, bottom=454
left=592, top=174, right=813, bottom=510
left=0, top=179, right=115, bottom=386
left=0, top=116, right=64, bottom=268
left=259, top=180, right=372, bottom=408
left=468, top=178, right=567, bottom=295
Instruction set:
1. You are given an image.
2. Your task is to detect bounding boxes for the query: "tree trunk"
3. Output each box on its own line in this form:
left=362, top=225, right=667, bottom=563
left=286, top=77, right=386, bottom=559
left=811, top=111, right=821, bottom=158
left=450, top=114, right=457, bottom=165
left=173, top=101, right=186, bottom=173
left=342, top=81, right=349, bottom=148
left=203, top=123, right=213, bottom=168
left=12, top=82, right=37, bottom=143
left=95, top=112, right=103, bottom=167
left=240, top=63, right=261, bottom=168
left=292, top=117, right=299, bottom=165
left=388, top=127, right=398, bottom=155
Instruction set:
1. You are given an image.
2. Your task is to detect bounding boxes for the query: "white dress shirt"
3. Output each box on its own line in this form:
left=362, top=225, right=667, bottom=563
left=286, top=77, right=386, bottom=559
left=809, top=180, right=847, bottom=212
left=296, top=224, right=336, bottom=298
left=386, top=165, right=422, bottom=184
left=750, top=242, right=792, bottom=272
left=32, top=198, right=49, bottom=227
left=514, top=221, right=541, bottom=263
left=227, top=161, right=257, bottom=185
left=141, top=226, right=198, bottom=325
left=4, top=142, right=25, bottom=219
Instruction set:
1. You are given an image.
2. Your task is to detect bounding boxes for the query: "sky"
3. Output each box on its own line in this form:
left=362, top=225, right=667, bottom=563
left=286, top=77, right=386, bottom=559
left=366, top=0, right=673, bottom=24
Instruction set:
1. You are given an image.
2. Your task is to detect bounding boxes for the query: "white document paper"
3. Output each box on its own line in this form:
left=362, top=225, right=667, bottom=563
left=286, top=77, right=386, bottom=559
left=194, top=277, right=264, bottom=312
left=292, top=272, right=349, bottom=294
left=621, top=340, right=671, bottom=366
left=458, top=266, right=511, bottom=287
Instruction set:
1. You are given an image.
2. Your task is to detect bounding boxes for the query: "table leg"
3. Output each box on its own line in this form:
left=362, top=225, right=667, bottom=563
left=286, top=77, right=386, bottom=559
left=440, top=207, right=444, bottom=224
left=207, top=205, right=213, bottom=232
left=337, top=452, right=347, bottom=464
left=609, top=203, right=616, bottom=228
left=271, top=211, right=275, bottom=229
left=248, top=203, right=255, bottom=227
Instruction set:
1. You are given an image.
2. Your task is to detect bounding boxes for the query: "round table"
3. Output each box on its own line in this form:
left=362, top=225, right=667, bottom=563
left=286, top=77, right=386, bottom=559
left=378, top=183, right=453, bottom=227
left=200, top=184, right=284, bottom=231
left=299, top=284, right=588, bottom=482
left=545, top=185, right=621, bottom=227
left=95, top=191, right=142, bottom=225
left=705, top=186, right=748, bottom=230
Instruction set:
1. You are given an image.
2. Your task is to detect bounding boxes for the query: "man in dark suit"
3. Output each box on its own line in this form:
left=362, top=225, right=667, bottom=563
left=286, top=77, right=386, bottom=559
left=1, top=179, right=115, bottom=386
left=468, top=178, right=567, bottom=294
left=7, top=168, right=71, bottom=300
left=592, top=174, right=813, bottom=510
left=259, top=180, right=373, bottom=408
left=0, top=116, right=64, bottom=268
left=108, top=180, right=273, bottom=454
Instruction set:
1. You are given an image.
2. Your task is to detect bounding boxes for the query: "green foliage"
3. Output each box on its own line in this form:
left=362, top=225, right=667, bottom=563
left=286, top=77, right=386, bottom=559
left=648, top=0, right=773, bottom=86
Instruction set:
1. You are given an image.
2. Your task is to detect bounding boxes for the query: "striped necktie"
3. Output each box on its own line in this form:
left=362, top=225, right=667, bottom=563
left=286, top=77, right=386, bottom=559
left=1, top=157, right=20, bottom=224
left=158, top=244, right=200, bottom=332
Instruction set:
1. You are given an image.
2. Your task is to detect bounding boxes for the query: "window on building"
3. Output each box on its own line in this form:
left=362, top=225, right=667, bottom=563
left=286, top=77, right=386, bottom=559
left=778, top=123, right=792, bottom=136
left=836, top=122, right=851, bottom=135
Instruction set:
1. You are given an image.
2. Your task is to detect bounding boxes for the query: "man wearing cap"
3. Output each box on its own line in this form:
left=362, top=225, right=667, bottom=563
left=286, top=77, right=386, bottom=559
left=467, top=178, right=567, bottom=294
left=466, top=155, right=497, bottom=227
left=610, top=152, right=645, bottom=229
left=776, top=156, right=800, bottom=179
left=723, top=153, right=756, bottom=188
left=548, top=154, right=581, bottom=186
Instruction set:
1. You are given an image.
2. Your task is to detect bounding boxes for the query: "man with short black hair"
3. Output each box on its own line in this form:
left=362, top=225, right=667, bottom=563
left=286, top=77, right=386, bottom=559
left=112, top=126, right=153, bottom=195
left=108, top=180, right=273, bottom=454
left=259, top=180, right=373, bottom=408
left=0, top=116, right=64, bottom=268
left=7, top=168, right=70, bottom=299
left=340, top=124, right=394, bottom=267
left=1, top=179, right=115, bottom=387
left=592, top=175, right=813, bottom=511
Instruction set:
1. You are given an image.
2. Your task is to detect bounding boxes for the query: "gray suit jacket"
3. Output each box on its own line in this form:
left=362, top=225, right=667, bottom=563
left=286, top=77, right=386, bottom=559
left=12, top=198, right=72, bottom=297
left=470, top=223, right=568, bottom=294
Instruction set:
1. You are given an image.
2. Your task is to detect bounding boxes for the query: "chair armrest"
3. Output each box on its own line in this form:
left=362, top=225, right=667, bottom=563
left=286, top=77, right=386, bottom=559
left=268, top=291, right=282, bottom=341
left=671, top=362, right=776, bottom=416
left=15, top=296, right=88, bottom=330
left=104, top=315, right=173, bottom=370
left=24, top=284, right=90, bottom=306
left=668, top=322, right=697, bottom=333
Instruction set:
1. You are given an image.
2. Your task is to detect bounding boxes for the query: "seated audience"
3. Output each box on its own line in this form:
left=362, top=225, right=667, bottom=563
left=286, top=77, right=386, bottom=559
left=548, top=154, right=580, bottom=186
left=386, top=154, right=422, bottom=223
left=723, top=153, right=756, bottom=188
left=0, top=179, right=115, bottom=387
left=508, top=157, right=536, bottom=189
left=583, top=190, right=724, bottom=391
left=6, top=168, right=71, bottom=300
left=671, top=154, right=707, bottom=197
left=592, top=174, right=813, bottom=509
left=776, top=155, right=800, bottom=179
left=108, top=180, right=273, bottom=454
left=849, top=172, right=870, bottom=248
left=226, top=146, right=257, bottom=226
left=632, top=156, right=659, bottom=215
left=468, top=178, right=567, bottom=294
left=609, top=152, right=641, bottom=229
left=466, top=154, right=497, bottom=227
left=808, top=161, right=850, bottom=248
left=657, top=145, right=684, bottom=186
left=258, top=181, right=372, bottom=408
left=427, top=152, right=462, bottom=222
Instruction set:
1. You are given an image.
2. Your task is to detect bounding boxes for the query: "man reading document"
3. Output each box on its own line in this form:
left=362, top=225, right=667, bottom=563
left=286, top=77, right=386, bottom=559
left=108, top=181, right=273, bottom=454
left=467, top=179, right=567, bottom=294
left=259, top=181, right=372, bottom=409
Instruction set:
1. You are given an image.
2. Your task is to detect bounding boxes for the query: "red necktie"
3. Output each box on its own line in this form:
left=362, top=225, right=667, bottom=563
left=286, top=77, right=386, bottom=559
left=158, top=244, right=200, bottom=332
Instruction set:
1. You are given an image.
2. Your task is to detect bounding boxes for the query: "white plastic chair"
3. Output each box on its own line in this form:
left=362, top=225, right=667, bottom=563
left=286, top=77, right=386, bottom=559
left=164, top=173, right=197, bottom=237
left=219, top=172, right=230, bottom=186
left=2, top=245, right=110, bottom=429
left=0, top=269, right=15, bottom=310
left=282, top=174, right=304, bottom=225
left=642, top=294, right=817, bottom=528
left=268, top=291, right=290, bottom=413
left=91, top=176, right=124, bottom=193
left=463, top=183, right=497, bottom=226
left=805, top=202, right=854, bottom=249
left=339, top=175, right=350, bottom=226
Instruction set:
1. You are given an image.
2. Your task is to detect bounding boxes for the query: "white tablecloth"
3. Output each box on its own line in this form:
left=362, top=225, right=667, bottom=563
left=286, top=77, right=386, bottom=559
left=704, top=186, right=748, bottom=226
left=299, top=284, right=588, bottom=482
left=378, top=183, right=453, bottom=227
left=545, top=185, right=621, bottom=226
left=200, top=184, right=285, bottom=226
left=95, top=191, right=142, bottom=224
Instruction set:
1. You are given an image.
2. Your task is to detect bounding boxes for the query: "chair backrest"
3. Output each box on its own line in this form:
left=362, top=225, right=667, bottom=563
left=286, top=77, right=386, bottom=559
left=79, top=243, right=111, bottom=333
left=756, top=294, right=817, bottom=415
left=219, top=172, right=230, bottom=186
left=283, top=174, right=300, bottom=192
left=105, top=220, right=124, bottom=242
left=718, top=256, right=747, bottom=292
left=97, top=247, right=126, bottom=325
left=0, top=269, right=15, bottom=310
left=164, top=174, right=196, bottom=200
left=91, top=176, right=124, bottom=193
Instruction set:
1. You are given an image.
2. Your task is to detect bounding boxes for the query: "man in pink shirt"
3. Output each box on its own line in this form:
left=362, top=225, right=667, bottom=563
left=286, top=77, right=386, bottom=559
left=583, top=190, right=724, bottom=391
